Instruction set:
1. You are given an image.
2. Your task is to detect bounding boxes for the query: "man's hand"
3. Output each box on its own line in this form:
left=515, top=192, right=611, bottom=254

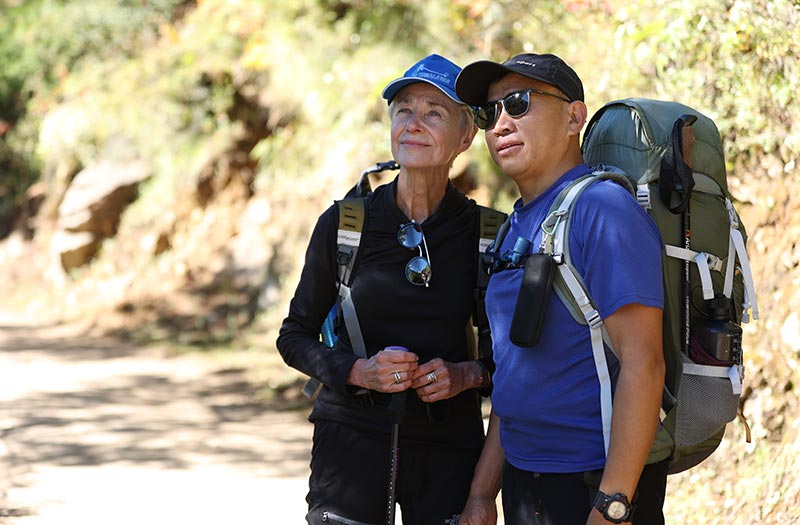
left=458, top=495, right=497, bottom=525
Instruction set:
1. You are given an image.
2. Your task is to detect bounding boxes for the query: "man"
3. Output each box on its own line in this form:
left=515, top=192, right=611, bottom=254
left=454, top=53, right=668, bottom=524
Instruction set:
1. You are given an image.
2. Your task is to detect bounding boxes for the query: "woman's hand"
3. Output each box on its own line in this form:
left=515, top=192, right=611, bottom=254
left=347, top=347, right=419, bottom=393
left=410, top=359, right=481, bottom=402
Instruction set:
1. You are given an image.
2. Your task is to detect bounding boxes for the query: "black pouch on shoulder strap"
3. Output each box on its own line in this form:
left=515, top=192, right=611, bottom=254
left=510, top=253, right=556, bottom=347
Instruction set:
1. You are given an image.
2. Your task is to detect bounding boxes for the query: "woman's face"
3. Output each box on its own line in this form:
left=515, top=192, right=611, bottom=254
left=389, top=83, right=472, bottom=171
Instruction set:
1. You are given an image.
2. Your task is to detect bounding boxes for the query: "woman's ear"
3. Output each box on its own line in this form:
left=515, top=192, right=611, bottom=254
left=459, top=122, right=478, bottom=153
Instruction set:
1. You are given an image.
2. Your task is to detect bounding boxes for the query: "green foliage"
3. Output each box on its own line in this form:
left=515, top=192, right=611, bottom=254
left=616, top=0, right=800, bottom=176
left=1, top=0, right=797, bottom=227
left=0, top=0, right=189, bottom=232
left=3, top=0, right=795, bottom=237
left=313, top=0, right=426, bottom=47
left=0, top=0, right=184, bottom=120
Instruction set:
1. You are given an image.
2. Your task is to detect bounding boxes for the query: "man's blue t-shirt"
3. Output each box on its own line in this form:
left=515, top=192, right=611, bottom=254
left=486, top=164, right=664, bottom=473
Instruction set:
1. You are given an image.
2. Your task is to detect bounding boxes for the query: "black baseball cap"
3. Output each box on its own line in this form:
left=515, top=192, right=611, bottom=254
left=455, top=53, right=584, bottom=106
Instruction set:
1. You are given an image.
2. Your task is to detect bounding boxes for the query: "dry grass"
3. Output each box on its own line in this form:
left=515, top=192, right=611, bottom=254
left=664, top=419, right=800, bottom=524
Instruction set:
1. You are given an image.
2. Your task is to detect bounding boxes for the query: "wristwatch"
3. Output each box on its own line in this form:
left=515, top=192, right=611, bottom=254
left=592, top=490, right=632, bottom=523
left=476, top=360, right=491, bottom=388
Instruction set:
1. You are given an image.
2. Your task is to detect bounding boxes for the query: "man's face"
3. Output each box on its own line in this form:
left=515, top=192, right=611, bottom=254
left=483, top=73, right=572, bottom=183
left=389, top=83, right=470, bottom=171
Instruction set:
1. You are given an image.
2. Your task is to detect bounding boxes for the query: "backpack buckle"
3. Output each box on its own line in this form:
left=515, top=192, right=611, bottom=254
left=636, top=184, right=651, bottom=210
left=586, top=310, right=603, bottom=330
left=336, top=248, right=353, bottom=266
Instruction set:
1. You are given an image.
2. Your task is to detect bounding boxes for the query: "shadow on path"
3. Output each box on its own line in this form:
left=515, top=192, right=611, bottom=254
left=0, top=316, right=312, bottom=524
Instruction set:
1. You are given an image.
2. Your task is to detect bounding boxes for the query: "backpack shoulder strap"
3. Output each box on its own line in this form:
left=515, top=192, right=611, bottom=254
left=302, top=197, right=370, bottom=399
left=332, top=196, right=369, bottom=361
left=476, top=205, right=508, bottom=293
left=540, top=168, right=633, bottom=324
left=469, top=205, right=508, bottom=389
left=538, top=169, right=634, bottom=456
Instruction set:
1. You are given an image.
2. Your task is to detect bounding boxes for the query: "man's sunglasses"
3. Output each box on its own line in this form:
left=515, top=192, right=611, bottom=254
left=473, top=88, right=572, bottom=131
left=398, top=221, right=432, bottom=287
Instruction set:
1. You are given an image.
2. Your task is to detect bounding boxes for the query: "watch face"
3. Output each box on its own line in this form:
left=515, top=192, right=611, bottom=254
left=607, top=500, right=627, bottom=520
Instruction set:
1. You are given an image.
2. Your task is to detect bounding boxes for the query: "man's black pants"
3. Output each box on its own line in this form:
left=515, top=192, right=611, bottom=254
left=501, top=459, right=669, bottom=524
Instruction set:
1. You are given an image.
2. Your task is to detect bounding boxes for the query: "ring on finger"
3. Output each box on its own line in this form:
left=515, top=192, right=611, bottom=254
left=426, top=371, right=437, bottom=384
left=393, top=371, right=402, bottom=384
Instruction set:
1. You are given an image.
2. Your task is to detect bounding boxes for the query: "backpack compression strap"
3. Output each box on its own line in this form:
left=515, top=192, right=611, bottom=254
left=658, top=175, right=759, bottom=323
left=724, top=199, right=759, bottom=322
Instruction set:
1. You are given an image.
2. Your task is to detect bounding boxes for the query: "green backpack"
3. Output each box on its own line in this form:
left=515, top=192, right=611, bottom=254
left=499, top=98, right=758, bottom=474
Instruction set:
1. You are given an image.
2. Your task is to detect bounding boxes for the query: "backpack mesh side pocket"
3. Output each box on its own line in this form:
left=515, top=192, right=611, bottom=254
left=673, top=353, right=740, bottom=447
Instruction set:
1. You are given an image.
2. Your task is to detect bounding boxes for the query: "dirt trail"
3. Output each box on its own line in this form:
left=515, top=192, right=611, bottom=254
left=0, top=313, right=312, bottom=524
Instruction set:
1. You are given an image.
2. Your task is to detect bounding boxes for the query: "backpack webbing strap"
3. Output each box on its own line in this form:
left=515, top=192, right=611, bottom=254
left=339, top=285, right=366, bottom=358
left=682, top=362, right=743, bottom=395
left=723, top=198, right=759, bottom=322
left=658, top=114, right=697, bottom=214
left=665, top=245, right=719, bottom=301
left=557, top=260, right=613, bottom=455
left=334, top=197, right=368, bottom=359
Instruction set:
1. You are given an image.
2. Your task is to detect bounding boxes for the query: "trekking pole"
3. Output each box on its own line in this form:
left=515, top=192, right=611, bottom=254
left=662, top=115, right=698, bottom=354
left=385, top=421, right=400, bottom=525
left=384, top=346, right=408, bottom=525
left=680, top=117, right=697, bottom=355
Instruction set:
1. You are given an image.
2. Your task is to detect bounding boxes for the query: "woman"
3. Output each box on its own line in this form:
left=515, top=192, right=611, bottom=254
left=277, top=54, right=502, bottom=525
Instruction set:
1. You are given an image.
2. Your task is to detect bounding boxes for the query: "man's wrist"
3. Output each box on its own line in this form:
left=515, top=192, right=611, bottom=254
left=592, top=490, right=633, bottom=523
left=475, top=359, right=491, bottom=388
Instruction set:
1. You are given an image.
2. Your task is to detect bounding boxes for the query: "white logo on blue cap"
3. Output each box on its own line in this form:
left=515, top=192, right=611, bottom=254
left=414, top=64, right=453, bottom=86
left=382, top=54, right=462, bottom=104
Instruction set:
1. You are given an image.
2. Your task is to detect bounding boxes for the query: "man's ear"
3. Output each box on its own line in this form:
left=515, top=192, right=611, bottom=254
left=567, top=101, right=588, bottom=137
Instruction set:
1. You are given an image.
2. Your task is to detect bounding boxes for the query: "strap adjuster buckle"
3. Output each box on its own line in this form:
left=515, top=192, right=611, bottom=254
left=586, top=310, right=603, bottom=329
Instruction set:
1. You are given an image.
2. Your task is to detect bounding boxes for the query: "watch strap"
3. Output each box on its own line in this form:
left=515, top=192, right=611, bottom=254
left=592, top=490, right=632, bottom=523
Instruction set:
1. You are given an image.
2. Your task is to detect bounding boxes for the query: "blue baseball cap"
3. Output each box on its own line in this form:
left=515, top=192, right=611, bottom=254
left=381, top=54, right=464, bottom=105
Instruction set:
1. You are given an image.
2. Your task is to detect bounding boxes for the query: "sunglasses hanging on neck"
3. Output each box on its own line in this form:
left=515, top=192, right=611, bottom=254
left=397, top=221, right=432, bottom=287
